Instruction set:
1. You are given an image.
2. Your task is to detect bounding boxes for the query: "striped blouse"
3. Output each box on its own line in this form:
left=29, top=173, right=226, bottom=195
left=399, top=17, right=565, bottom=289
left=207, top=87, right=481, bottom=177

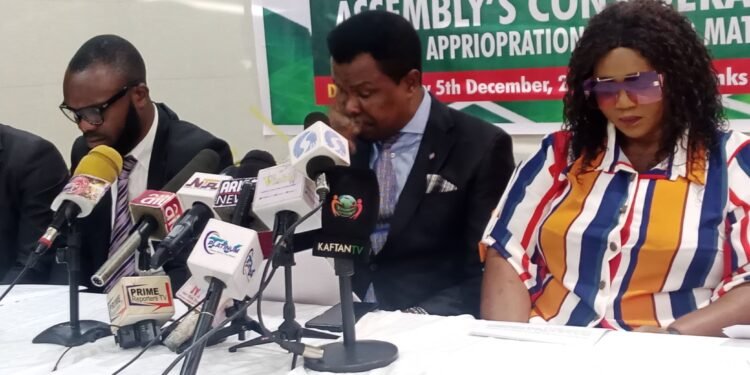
left=481, top=124, right=750, bottom=330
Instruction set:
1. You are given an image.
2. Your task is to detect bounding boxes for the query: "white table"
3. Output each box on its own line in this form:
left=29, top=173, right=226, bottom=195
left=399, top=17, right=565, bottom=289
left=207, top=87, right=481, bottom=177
left=1, top=285, right=749, bottom=374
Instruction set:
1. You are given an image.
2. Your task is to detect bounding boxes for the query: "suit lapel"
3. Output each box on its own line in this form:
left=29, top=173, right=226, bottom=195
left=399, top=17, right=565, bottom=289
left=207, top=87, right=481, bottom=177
left=351, top=139, right=372, bottom=169
left=387, top=98, right=456, bottom=240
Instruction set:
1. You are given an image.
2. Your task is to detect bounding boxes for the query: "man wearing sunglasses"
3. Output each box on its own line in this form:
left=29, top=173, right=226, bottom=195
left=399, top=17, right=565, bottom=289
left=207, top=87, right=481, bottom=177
left=56, top=35, right=233, bottom=292
left=0, top=124, right=68, bottom=285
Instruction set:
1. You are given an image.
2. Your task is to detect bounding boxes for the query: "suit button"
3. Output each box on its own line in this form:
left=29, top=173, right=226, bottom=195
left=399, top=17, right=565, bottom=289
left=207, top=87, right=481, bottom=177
left=599, top=280, right=606, bottom=290
left=609, top=242, right=618, bottom=252
left=370, top=263, right=378, bottom=271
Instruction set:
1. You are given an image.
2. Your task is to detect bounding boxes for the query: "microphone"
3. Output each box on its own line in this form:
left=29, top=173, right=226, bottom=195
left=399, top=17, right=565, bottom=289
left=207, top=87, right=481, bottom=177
left=252, top=163, right=321, bottom=235
left=303, top=112, right=329, bottom=128
left=221, top=149, right=276, bottom=179
left=213, top=178, right=257, bottom=223
left=305, top=166, right=398, bottom=372
left=35, top=145, right=124, bottom=255
left=213, top=150, right=277, bottom=228
left=106, top=275, right=175, bottom=349
left=1, top=145, right=123, bottom=304
left=150, top=149, right=274, bottom=270
left=149, top=170, right=232, bottom=269
left=181, top=218, right=264, bottom=374
left=289, top=117, right=350, bottom=200
left=91, top=149, right=221, bottom=287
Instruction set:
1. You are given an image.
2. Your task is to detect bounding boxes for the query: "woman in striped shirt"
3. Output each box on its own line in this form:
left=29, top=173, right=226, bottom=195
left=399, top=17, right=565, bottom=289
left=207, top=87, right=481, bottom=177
left=480, top=0, right=750, bottom=336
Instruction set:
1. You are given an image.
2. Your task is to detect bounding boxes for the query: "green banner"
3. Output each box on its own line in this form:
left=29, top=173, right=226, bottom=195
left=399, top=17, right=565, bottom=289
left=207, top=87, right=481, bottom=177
left=253, top=0, right=750, bottom=133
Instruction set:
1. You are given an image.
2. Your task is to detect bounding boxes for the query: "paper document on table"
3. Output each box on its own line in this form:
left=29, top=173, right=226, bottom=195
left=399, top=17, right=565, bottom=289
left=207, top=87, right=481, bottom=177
left=723, top=325, right=750, bottom=339
left=471, top=321, right=609, bottom=345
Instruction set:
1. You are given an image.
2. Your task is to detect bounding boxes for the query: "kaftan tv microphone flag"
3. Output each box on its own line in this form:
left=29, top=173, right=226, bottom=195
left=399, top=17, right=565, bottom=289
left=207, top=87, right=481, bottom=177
left=313, top=166, right=379, bottom=260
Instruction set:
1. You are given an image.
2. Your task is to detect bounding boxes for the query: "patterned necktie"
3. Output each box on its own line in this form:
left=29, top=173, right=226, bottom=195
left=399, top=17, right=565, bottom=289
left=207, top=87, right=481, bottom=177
left=105, top=155, right=137, bottom=291
left=370, top=133, right=402, bottom=255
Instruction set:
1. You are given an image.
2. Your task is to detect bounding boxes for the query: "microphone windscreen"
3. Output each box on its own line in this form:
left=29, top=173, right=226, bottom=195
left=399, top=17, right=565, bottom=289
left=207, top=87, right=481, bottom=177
left=306, top=155, right=335, bottom=180
left=303, top=112, right=329, bottom=129
left=162, top=149, right=221, bottom=193
left=74, top=145, right=124, bottom=183
left=235, top=150, right=276, bottom=178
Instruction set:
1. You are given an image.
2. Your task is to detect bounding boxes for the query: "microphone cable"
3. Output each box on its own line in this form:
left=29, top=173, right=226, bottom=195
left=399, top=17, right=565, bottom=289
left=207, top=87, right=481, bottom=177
left=111, top=297, right=207, bottom=375
left=159, top=200, right=326, bottom=375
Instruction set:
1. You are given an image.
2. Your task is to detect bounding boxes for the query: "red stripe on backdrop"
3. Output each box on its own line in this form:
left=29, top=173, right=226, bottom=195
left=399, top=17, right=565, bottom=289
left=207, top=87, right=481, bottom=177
left=314, top=58, right=750, bottom=105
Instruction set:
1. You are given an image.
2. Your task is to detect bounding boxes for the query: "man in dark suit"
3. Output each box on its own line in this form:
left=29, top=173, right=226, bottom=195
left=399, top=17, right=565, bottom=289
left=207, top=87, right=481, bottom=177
left=0, top=125, right=69, bottom=284
left=59, top=35, right=233, bottom=292
left=327, top=11, right=515, bottom=317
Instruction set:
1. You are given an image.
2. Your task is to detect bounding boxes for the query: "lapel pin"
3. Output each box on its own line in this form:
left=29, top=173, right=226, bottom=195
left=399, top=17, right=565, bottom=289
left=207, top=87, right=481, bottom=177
left=429, top=152, right=435, bottom=160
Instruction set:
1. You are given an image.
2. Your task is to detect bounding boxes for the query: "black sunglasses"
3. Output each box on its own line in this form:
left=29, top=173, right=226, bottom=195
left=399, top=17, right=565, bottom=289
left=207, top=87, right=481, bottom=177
left=59, top=85, right=133, bottom=126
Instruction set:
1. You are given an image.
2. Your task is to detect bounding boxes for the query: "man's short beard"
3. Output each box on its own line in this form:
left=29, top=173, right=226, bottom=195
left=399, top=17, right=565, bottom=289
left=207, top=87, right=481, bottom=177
left=113, top=103, right=143, bottom=155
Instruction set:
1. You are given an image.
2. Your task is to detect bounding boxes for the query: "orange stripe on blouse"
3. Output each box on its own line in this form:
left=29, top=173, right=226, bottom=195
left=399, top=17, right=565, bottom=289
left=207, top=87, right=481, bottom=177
left=620, top=178, right=689, bottom=327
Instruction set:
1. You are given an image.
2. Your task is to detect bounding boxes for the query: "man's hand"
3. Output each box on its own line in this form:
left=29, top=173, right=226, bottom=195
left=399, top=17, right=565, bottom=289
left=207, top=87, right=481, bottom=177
left=328, top=104, right=360, bottom=153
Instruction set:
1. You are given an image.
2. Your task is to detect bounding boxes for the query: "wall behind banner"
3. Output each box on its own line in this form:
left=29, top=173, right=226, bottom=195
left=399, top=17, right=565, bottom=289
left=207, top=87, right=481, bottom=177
left=0, top=0, right=542, bottom=166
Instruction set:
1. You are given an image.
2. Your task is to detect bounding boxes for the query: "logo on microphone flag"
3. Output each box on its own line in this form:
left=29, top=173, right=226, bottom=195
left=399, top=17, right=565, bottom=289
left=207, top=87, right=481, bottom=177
left=203, top=231, right=242, bottom=256
left=293, top=130, right=318, bottom=158
left=125, top=282, right=173, bottom=310
left=331, top=194, right=362, bottom=220
left=243, top=248, right=258, bottom=280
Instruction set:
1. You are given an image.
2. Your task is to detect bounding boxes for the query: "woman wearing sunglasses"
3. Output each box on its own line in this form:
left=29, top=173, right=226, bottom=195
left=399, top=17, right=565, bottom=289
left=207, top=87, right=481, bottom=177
left=479, top=0, right=750, bottom=336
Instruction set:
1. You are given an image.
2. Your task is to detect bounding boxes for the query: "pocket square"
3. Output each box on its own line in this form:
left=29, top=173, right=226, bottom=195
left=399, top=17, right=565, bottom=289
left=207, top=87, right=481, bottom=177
left=425, top=174, right=457, bottom=194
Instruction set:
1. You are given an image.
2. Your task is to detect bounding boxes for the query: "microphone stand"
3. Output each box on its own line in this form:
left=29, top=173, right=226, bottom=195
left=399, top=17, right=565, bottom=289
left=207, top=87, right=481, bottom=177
left=204, top=300, right=263, bottom=346
left=33, top=222, right=112, bottom=346
left=304, top=259, right=398, bottom=372
left=181, top=278, right=225, bottom=375
left=228, top=210, right=337, bottom=368
left=202, top=186, right=266, bottom=346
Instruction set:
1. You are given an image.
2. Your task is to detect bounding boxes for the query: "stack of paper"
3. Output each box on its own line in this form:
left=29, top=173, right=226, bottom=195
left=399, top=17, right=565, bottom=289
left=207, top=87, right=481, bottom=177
left=471, top=321, right=609, bottom=345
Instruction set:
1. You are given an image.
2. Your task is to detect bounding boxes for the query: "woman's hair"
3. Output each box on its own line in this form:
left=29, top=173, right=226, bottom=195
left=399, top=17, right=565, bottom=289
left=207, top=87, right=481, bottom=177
left=563, top=0, right=725, bottom=170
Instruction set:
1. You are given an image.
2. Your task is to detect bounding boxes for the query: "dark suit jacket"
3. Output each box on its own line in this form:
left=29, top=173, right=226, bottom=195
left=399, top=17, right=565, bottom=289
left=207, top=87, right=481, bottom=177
left=0, top=124, right=69, bottom=284
left=351, top=96, right=514, bottom=317
left=64, top=103, right=233, bottom=292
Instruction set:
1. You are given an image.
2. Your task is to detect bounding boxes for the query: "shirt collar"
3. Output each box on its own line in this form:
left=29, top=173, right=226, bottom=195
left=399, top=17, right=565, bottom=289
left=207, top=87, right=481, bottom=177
left=595, top=123, right=706, bottom=184
left=127, top=103, right=159, bottom=161
left=400, top=88, right=430, bottom=135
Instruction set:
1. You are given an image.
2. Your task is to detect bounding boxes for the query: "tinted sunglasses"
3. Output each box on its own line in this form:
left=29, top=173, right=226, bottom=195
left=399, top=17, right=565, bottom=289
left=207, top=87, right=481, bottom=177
left=583, top=71, right=663, bottom=108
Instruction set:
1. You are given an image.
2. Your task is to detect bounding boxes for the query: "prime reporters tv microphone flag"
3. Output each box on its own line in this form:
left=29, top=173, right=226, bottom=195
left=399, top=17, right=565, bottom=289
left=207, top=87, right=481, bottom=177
left=106, top=275, right=175, bottom=348
left=36, top=145, right=123, bottom=254
left=91, top=149, right=221, bottom=287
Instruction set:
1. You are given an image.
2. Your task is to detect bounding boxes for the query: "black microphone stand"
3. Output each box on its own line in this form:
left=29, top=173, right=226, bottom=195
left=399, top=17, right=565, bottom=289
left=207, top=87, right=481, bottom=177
left=181, top=278, right=225, bottom=375
left=202, top=184, right=266, bottom=346
left=204, top=300, right=263, bottom=346
left=33, top=222, right=112, bottom=347
left=228, top=210, right=337, bottom=368
left=304, top=259, right=398, bottom=372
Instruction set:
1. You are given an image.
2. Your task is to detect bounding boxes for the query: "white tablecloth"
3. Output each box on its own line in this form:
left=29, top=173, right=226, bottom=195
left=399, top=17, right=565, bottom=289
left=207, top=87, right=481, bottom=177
left=2, top=285, right=750, bottom=374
